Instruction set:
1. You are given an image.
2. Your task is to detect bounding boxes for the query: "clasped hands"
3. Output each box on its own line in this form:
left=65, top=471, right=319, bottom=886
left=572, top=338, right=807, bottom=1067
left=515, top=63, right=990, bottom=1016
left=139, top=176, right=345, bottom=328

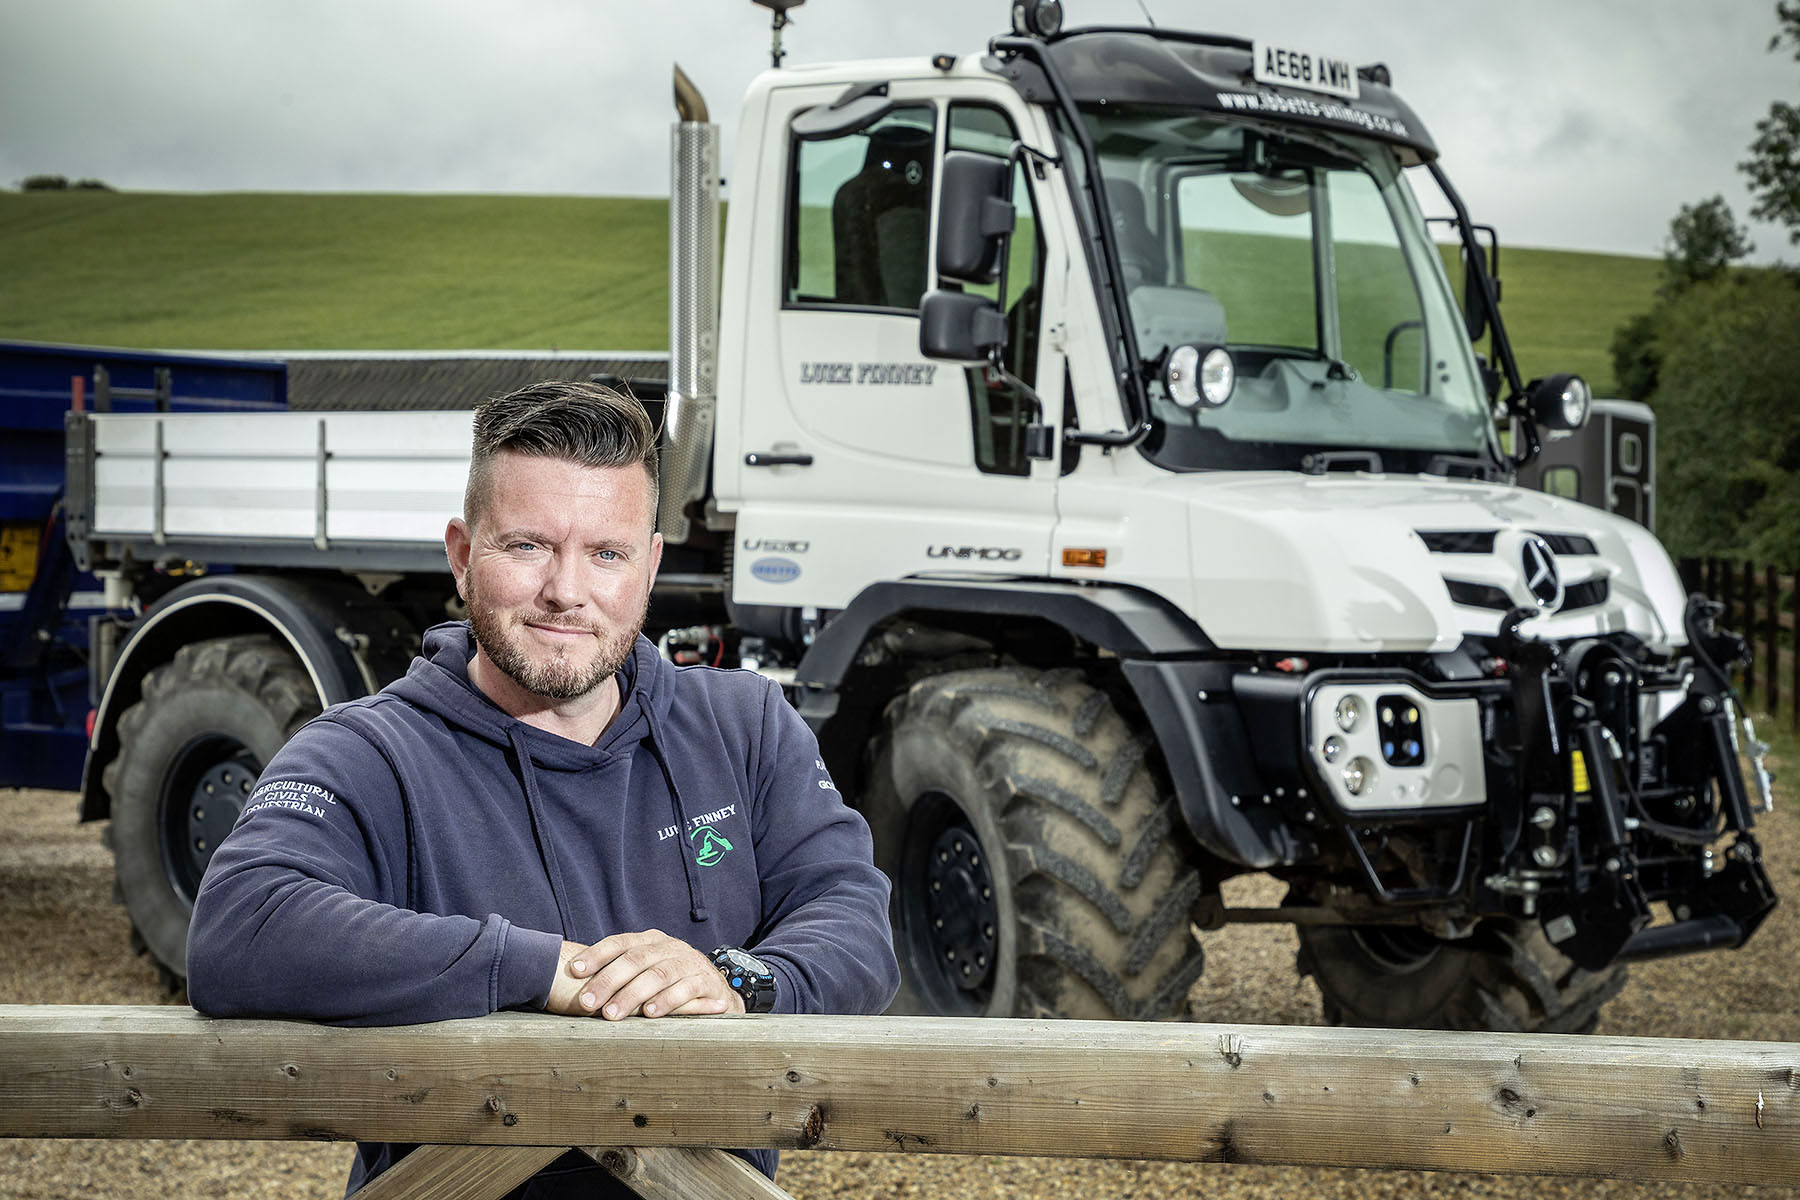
left=545, top=928, right=745, bottom=1020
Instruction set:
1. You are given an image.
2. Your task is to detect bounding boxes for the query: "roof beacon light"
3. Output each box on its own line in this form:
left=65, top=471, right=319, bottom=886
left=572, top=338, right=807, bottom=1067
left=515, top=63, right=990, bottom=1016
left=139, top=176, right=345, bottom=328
left=1012, top=0, right=1063, bottom=38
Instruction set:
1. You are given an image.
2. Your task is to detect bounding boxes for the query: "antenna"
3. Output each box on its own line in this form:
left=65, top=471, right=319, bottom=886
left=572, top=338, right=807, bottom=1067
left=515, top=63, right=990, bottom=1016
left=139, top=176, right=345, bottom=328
left=751, top=0, right=806, bottom=69
left=1135, top=0, right=1157, bottom=26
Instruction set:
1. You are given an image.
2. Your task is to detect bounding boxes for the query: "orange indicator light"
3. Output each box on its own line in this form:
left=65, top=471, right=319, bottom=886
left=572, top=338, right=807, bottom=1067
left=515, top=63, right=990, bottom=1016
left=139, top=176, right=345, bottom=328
left=1062, top=548, right=1107, bottom=568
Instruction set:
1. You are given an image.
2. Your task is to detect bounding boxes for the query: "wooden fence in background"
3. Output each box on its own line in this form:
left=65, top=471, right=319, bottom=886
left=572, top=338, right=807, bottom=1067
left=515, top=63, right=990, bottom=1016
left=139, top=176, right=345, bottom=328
left=1680, top=557, right=1797, bottom=732
left=2, top=1006, right=1797, bottom=1198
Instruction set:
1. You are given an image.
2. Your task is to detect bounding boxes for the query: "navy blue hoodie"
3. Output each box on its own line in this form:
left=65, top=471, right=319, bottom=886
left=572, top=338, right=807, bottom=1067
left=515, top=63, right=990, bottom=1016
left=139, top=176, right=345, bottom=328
left=188, top=622, right=898, bottom=1195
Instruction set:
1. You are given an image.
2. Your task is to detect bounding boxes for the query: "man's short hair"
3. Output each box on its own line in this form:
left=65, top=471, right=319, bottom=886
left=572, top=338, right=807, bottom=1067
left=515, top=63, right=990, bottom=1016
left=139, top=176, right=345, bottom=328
left=465, top=380, right=660, bottom=531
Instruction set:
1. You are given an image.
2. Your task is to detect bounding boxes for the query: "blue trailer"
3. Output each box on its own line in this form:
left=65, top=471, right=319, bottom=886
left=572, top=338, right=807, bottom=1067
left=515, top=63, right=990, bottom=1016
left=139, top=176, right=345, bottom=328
left=0, top=341, right=287, bottom=791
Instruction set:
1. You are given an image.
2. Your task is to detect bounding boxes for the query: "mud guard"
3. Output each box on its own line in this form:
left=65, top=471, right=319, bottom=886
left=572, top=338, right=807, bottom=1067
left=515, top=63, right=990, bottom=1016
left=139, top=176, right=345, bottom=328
left=78, top=575, right=371, bottom=823
left=796, top=578, right=1305, bottom=870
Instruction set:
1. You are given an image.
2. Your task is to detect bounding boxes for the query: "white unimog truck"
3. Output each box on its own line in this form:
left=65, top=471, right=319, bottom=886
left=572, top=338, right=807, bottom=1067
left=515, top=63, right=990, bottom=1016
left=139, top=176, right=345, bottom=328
left=66, top=3, right=1776, bottom=1031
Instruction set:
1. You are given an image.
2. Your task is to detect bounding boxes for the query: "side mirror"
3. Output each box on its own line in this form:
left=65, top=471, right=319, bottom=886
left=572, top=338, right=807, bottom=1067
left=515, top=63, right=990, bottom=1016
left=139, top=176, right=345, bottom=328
left=919, top=289, right=1007, bottom=363
left=1527, top=373, right=1591, bottom=431
left=1461, top=250, right=1488, bottom=343
left=937, top=151, right=1014, bottom=284
left=1458, top=226, right=1501, bottom=342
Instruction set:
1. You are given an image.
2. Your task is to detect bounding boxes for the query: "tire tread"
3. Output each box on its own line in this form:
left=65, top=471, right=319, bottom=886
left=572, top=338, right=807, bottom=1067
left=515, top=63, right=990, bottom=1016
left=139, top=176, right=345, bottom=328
left=875, top=667, right=1204, bottom=1020
left=102, top=634, right=320, bottom=988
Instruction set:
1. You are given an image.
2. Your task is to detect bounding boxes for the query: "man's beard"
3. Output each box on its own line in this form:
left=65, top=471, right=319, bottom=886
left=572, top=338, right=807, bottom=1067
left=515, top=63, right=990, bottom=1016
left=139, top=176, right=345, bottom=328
left=466, top=581, right=646, bottom=701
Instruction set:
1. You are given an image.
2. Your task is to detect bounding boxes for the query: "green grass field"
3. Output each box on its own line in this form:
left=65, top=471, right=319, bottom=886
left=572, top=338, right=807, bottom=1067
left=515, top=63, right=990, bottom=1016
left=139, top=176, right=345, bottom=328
left=0, top=191, right=671, bottom=351
left=0, top=190, right=1658, bottom=394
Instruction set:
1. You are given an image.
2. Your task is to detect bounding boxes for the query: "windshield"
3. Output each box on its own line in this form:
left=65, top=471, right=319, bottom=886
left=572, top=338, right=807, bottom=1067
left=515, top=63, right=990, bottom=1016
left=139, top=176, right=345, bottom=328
left=1081, top=106, right=1499, bottom=473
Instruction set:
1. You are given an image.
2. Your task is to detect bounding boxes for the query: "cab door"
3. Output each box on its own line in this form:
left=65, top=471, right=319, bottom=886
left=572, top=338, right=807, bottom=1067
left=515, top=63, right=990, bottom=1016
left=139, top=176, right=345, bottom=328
left=721, top=81, right=1066, bottom=613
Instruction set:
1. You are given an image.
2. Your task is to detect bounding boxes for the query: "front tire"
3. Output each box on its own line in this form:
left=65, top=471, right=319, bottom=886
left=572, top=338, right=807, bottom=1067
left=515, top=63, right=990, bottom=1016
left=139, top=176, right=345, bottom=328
left=1296, top=919, right=1628, bottom=1032
left=102, top=635, right=319, bottom=988
left=863, top=667, right=1205, bottom=1020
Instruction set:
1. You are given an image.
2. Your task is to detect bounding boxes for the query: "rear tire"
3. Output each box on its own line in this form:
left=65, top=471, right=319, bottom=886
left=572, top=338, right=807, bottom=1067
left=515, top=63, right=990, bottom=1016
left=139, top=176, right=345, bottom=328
left=863, top=667, right=1205, bottom=1020
left=102, top=635, right=319, bottom=988
left=1296, top=919, right=1628, bottom=1033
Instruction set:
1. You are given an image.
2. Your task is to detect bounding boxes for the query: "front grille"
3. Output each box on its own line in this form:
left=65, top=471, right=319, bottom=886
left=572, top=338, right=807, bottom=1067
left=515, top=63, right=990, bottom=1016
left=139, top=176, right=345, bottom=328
left=1419, top=529, right=1497, bottom=554
left=1562, top=577, right=1610, bottom=610
left=1533, top=531, right=1598, bottom=556
left=1444, top=576, right=1610, bottom=613
left=1444, top=579, right=1513, bottom=610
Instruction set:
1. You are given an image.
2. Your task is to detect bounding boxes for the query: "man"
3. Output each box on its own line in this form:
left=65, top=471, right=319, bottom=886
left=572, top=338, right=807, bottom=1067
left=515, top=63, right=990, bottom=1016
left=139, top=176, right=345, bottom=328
left=187, top=380, right=899, bottom=1197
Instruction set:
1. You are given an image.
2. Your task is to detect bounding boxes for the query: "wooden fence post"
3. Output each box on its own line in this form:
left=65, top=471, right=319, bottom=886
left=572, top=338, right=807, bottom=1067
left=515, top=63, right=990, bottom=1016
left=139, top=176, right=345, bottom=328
left=1744, top=561, right=1757, bottom=697
left=1723, top=561, right=1736, bottom=637
left=1792, top=569, right=1800, bottom=736
left=1768, top=564, right=1780, bottom=718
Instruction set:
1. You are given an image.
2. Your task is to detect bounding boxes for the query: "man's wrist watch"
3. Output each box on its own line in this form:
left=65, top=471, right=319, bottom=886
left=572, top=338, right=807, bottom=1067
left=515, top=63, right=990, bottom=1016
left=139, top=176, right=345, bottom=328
left=711, top=946, right=777, bottom=1013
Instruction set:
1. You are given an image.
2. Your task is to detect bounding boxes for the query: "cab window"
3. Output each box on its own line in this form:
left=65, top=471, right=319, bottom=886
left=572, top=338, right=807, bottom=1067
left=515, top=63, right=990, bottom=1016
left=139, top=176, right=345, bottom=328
left=785, top=105, right=937, bottom=311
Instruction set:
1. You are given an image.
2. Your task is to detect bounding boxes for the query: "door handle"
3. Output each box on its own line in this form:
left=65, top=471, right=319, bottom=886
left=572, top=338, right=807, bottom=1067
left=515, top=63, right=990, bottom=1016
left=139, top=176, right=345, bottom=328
left=744, top=451, right=814, bottom=467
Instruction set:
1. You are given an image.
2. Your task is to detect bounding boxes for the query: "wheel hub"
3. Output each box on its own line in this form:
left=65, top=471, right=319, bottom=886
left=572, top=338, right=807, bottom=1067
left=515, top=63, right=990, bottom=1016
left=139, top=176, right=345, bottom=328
left=923, top=825, right=998, bottom=993
left=161, top=739, right=257, bottom=900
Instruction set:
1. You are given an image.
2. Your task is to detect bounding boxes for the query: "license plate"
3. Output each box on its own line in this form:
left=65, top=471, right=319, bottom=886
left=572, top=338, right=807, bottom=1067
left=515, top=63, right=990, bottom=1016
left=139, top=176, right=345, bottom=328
left=1251, top=41, right=1361, bottom=101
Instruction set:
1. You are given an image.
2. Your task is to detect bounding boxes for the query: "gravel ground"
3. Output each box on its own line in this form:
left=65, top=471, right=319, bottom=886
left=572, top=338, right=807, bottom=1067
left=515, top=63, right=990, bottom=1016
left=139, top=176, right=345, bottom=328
left=3, top=757, right=1798, bottom=1200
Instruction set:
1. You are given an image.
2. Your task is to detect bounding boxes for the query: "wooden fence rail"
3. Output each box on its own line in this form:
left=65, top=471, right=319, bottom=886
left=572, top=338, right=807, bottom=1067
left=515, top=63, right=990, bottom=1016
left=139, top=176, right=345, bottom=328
left=2, top=1006, right=1797, bottom=1197
left=1680, top=556, right=1797, bottom=732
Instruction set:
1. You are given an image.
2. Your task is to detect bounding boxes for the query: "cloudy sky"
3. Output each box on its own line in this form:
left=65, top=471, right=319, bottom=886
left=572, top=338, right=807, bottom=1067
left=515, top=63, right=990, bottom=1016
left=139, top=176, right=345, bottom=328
left=1, top=0, right=1792, bottom=262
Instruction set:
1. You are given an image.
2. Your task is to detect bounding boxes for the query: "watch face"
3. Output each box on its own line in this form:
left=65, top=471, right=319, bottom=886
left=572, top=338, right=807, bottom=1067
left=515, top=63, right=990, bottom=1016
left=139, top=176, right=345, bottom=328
left=722, top=947, right=767, bottom=976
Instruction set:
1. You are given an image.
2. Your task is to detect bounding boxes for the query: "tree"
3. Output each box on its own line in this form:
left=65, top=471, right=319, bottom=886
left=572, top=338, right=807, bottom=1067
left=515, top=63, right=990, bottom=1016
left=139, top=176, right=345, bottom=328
left=1741, top=2, right=1800, bottom=243
left=1607, top=310, right=1661, bottom=404
left=1608, top=197, right=1750, bottom=403
left=1651, top=271, right=1800, bottom=568
left=1662, top=196, right=1753, bottom=292
left=1606, top=3, right=1800, bottom=569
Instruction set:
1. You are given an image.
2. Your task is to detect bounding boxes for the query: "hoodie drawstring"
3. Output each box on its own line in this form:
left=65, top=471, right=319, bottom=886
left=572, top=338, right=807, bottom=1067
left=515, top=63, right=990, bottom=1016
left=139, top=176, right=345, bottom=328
left=642, top=707, right=709, bottom=923
left=507, top=727, right=579, bottom=938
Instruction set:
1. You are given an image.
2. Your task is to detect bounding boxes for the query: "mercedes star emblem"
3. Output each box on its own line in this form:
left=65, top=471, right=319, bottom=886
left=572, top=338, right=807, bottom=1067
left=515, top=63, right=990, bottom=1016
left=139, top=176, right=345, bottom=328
left=1521, top=537, right=1564, bottom=610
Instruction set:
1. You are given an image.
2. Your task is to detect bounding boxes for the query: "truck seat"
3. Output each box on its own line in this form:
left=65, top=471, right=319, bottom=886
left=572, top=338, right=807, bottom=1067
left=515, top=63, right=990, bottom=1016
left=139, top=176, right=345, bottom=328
left=832, top=124, right=935, bottom=309
left=1103, top=178, right=1166, bottom=290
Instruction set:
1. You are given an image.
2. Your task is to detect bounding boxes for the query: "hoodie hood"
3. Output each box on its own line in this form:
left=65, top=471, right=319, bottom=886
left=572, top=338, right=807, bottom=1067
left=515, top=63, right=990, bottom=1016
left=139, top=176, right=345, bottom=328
left=389, top=622, right=666, bottom=766
left=389, top=622, right=710, bottom=921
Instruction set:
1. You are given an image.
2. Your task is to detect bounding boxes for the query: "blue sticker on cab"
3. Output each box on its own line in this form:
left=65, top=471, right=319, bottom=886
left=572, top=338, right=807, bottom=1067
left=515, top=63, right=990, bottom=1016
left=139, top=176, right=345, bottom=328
left=750, top=557, right=801, bottom=584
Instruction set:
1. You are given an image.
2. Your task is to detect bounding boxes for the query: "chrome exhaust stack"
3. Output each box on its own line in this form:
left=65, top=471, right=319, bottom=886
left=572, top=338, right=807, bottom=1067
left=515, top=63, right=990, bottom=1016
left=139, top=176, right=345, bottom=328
left=660, top=64, right=721, bottom=543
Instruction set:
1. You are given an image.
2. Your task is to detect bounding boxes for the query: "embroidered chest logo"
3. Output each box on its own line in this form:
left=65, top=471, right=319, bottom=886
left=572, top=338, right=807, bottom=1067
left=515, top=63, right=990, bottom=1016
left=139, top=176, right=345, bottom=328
left=690, top=824, right=734, bottom=867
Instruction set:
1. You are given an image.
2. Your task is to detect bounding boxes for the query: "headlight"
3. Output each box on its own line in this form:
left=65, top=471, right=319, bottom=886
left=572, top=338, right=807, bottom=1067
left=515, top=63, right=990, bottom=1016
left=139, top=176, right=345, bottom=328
left=1310, top=682, right=1486, bottom=813
left=1528, top=372, right=1591, bottom=431
left=1164, top=345, right=1200, bottom=408
left=1164, top=344, right=1234, bottom=409
left=1558, top=377, right=1590, bottom=427
left=1199, top=346, right=1235, bottom=406
left=1343, top=756, right=1376, bottom=796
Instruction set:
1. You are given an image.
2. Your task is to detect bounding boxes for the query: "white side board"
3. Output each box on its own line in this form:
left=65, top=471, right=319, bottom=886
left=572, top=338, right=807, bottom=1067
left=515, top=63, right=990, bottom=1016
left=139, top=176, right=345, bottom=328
left=90, top=411, right=475, bottom=548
